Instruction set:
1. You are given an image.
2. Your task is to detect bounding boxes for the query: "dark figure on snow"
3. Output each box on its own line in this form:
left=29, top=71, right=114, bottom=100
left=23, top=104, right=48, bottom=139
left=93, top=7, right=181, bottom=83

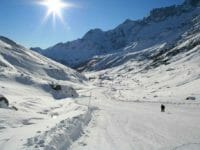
left=161, top=104, right=165, bottom=112
left=0, top=95, right=9, bottom=108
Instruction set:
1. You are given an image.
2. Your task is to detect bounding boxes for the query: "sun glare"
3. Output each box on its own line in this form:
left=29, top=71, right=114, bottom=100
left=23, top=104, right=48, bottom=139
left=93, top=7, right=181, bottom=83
left=39, top=0, right=73, bottom=24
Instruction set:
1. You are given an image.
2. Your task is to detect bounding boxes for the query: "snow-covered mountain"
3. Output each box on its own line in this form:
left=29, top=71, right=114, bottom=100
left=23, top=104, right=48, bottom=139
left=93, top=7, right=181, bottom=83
left=0, top=36, right=86, bottom=97
left=31, top=0, right=200, bottom=70
left=0, top=36, right=84, bottom=80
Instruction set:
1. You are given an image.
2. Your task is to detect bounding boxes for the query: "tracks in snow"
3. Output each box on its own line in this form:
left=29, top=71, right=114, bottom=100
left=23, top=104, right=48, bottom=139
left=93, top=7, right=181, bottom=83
left=70, top=87, right=200, bottom=150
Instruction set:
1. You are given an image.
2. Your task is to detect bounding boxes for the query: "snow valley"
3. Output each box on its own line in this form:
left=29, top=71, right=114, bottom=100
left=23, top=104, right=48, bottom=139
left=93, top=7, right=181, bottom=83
left=0, top=0, right=200, bottom=150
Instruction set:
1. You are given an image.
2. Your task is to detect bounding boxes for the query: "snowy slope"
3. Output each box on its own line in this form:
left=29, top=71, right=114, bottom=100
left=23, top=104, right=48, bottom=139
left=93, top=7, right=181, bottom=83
left=0, top=37, right=94, bottom=149
left=0, top=36, right=85, bottom=82
left=0, top=36, right=87, bottom=99
left=70, top=27, right=200, bottom=150
left=32, top=0, right=200, bottom=70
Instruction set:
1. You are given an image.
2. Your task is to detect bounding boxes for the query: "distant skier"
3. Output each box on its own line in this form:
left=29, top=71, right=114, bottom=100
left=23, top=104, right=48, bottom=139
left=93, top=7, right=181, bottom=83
left=161, top=104, right=165, bottom=112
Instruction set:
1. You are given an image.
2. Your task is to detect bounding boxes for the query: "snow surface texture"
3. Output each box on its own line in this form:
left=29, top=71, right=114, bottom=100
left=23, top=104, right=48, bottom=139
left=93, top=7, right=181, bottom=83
left=25, top=106, right=95, bottom=150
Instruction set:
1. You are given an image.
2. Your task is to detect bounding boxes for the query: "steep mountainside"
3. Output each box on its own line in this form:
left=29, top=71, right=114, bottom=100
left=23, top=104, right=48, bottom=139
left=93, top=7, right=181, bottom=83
left=31, top=0, right=200, bottom=70
left=84, top=13, right=200, bottom=71
left=0, top=36, right=86, bottom=99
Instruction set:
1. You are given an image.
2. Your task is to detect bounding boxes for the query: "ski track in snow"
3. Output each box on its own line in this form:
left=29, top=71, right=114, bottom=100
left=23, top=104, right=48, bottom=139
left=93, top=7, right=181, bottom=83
left=71, top=48, right=200, bottom=150
left=71, top=85, right=200, bottom=150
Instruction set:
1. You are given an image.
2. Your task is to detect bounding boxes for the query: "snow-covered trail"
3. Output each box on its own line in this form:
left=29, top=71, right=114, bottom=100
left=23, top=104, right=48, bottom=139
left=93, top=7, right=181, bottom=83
left=71, top=86, right=200, bottom=150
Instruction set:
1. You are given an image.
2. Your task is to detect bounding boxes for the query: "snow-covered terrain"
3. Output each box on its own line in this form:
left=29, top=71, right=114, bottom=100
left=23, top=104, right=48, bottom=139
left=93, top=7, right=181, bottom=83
left=0, top=37, right=94, bottom=149
left=1, top=0, right=200, bottom=149
left=70, top=30, right=200, bottom=150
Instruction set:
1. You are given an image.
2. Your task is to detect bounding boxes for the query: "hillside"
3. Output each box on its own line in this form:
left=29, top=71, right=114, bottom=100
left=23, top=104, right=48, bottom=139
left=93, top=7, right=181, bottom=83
left=0, top=37, right=93, bottom=149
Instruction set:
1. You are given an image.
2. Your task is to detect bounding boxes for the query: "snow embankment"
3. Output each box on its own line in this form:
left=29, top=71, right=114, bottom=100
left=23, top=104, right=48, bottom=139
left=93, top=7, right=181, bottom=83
left=0, top=80, right=96, bottom=150
left=25, top=107, right=95, bottom=150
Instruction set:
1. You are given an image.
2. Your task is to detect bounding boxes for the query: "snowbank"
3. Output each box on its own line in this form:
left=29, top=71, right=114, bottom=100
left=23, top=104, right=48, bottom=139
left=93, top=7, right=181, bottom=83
left=25, top=107, right=95, bottom=150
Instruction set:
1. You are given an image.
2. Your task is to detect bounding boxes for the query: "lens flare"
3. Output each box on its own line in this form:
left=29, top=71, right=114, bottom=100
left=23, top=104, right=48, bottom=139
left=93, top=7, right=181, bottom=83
left=38, top=0, right=73, bottom=24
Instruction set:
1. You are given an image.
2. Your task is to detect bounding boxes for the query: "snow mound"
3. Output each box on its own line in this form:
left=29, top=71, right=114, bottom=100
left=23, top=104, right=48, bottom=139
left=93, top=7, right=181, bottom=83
left=25, top=107, right=95, bottom=150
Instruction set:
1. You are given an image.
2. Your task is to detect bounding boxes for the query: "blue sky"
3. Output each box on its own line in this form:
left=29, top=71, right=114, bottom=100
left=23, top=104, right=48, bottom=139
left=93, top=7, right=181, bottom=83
left=0, top=0, right=184, bottom=48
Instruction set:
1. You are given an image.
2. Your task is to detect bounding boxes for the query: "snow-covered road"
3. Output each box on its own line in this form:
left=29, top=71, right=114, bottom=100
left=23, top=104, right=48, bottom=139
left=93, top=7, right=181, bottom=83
left=72, top=86, right=200, bottom=150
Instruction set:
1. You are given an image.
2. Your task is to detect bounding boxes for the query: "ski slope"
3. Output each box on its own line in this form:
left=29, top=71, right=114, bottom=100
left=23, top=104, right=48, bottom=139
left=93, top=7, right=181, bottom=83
left=72, top=88, right=200, bottom=150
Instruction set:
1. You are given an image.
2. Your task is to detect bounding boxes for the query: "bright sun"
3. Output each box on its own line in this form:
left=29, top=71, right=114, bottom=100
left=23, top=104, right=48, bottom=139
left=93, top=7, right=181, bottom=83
left=39, top=0, right=73, bottom=23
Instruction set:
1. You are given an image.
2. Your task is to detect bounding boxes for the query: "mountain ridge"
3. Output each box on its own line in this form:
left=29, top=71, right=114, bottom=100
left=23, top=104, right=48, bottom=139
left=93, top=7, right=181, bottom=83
left=31, top=0, right=200, bottom=70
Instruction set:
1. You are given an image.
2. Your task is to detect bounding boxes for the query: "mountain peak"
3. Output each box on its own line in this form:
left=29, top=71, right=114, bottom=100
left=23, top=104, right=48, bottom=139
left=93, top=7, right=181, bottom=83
left=123, top=19, right=134, bottom=24
left=83, top=28, right=103, bottom=38
left=82, top=28, right=104, bottom=41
